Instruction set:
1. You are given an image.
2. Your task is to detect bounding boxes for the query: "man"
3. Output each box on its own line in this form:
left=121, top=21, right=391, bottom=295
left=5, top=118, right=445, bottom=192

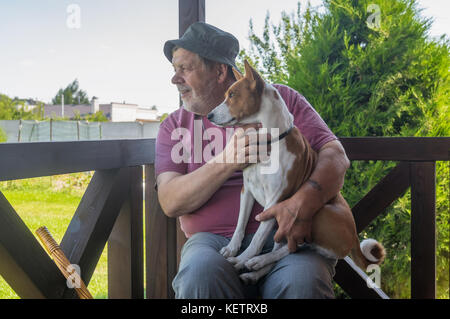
left=156, top=22, right=350, bottom=298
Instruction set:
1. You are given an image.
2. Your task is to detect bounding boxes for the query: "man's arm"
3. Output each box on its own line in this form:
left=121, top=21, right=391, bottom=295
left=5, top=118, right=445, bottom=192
left=256, top=139, right=350, bottom=251
left=291, top=139, right=350, bottom=219
left=157, top=123, right=269, bottom=218
left=157, top=161, right=236, bottom=218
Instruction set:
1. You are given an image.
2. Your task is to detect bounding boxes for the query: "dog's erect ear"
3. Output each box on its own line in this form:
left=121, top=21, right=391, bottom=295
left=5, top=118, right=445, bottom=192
left=244, top=60, right=265, bottom=93
left=232, top=67, right=243, bottom=81
left=244, top=60, right=254, bottom=81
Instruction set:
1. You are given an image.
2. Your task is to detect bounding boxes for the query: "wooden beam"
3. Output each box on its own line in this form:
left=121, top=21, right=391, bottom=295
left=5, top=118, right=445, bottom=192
left=410, top=162, right=436, bottom=299
left=177, top=0, right=205, bottom=108
left=145, top=165, right=177, bottom=298
left=179, top=0, right=205, bottom=36
left=340, top=137, right=450, bottom=161
left=352, top=161, right=410, bottom=232
left=108, top=166, right=144, bottom=299
left=0, top=191, right=66, bottom=298
left=59, top=168, right=130, bottom=298
left=1, top=137, right=447, bottom=181
left=0, top=139, right=155, bottom=181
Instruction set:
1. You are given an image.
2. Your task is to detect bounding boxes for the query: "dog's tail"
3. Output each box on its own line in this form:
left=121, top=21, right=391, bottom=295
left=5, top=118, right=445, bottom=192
left=349, top=237, right=386, bottom=271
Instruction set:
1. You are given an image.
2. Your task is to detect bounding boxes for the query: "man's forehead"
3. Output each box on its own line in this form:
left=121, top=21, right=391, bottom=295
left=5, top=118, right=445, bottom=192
left=172, top=48, right=201, bottom=67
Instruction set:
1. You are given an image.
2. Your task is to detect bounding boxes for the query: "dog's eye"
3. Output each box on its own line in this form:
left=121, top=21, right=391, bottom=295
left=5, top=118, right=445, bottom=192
left=228, top=92, right=234, bottom=98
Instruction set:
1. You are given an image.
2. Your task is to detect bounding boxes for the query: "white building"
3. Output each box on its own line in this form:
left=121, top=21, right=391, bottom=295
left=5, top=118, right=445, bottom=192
left=43, top=97, right=160, bottom=122
left=103, top=102, right=159, bottom=122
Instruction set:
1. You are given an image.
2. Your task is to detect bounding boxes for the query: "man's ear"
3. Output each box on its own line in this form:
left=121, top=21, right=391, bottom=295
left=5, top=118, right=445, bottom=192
left=217, top=63, right=229, bottom=83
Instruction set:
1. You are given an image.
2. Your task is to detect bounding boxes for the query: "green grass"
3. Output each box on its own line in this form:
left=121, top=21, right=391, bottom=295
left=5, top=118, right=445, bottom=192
left=0, top=173, right=108, bottom=299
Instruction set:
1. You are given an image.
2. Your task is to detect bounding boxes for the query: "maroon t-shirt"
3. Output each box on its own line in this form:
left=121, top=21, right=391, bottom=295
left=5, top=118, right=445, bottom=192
left=155, top=84, right=337, bottom=238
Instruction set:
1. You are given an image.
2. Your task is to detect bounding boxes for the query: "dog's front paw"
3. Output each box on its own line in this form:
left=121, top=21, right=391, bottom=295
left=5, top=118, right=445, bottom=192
left=220, top=242, right=240, bottom=258
left=239, top=272, right=259, bottom=285
left=226, top=256, right=247, bottom=271
left=245, top=255, right=266, bottom=271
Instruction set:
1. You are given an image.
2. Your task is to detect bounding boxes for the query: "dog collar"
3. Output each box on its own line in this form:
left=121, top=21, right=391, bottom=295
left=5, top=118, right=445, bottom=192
left=268, top=125, right=294, bottom=144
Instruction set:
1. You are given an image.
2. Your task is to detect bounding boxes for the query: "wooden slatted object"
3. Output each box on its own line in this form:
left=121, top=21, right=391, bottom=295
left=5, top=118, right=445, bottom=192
left=36, top=226, right=93, bottom=299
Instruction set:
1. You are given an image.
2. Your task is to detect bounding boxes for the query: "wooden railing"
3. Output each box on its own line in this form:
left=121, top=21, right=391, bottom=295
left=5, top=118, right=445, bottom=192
left=0, top=137, right=449, bottom=298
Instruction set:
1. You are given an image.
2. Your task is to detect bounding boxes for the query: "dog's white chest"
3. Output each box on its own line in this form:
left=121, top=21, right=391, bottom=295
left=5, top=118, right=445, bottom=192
left=243, top=165, right=266, bottom=206
left=243, top=143, right=296, bottom=208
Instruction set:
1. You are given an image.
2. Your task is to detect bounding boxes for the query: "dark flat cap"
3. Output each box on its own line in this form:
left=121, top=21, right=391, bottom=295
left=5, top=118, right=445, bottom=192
left=164, top=22, right=240, bottom=71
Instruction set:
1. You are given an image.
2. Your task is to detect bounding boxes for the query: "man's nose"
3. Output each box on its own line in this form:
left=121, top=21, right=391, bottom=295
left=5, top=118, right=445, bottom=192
left=171, top=72, right=183, bottom=85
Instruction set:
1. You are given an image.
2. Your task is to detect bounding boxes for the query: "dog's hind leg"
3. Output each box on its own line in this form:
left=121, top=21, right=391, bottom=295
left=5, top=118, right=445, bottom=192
left=220, top=186, right=255, bottom=258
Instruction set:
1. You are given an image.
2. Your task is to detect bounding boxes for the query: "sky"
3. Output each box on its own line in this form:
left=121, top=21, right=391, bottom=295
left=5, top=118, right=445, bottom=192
left=0, top=0, right=448, bottom=116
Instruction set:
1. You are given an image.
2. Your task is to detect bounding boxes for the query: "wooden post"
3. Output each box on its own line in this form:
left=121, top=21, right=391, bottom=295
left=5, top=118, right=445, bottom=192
left=18, top=119, right=22, bottom=142
left=145, top=164, right=177, bottom=298
left=410, top=162, right=436, bottom=299
left=108, top=166, right=144, bottom=299
left=179, top=0, right=205, bottom=36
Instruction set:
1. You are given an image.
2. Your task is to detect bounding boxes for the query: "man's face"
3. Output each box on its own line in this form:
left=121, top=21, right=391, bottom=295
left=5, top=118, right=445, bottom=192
left=171, top=48, right=221, bottom=115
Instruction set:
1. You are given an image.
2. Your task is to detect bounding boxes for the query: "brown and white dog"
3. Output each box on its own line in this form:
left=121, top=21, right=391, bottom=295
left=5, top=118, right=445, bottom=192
left=207, top=60, right=385, bottom=284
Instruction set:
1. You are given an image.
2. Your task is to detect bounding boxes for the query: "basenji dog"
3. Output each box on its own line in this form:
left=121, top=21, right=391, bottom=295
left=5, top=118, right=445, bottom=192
left=207, top=60, right=385, bottom=284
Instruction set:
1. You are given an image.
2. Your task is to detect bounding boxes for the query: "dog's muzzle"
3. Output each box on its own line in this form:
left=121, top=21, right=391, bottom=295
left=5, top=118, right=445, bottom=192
left=207, top=100, right=236, bottom=126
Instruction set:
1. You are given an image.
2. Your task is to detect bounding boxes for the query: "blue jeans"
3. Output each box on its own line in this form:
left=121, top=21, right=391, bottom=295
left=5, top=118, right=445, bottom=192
left=172, top=231, right=337, bottom=299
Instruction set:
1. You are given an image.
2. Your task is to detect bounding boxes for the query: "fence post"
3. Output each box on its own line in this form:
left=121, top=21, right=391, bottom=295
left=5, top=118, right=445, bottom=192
left=108, top=166, right=144, bottom=299
left=410, top=161, right=436, bottom=299
left=18, top=119, right=22, bottom=142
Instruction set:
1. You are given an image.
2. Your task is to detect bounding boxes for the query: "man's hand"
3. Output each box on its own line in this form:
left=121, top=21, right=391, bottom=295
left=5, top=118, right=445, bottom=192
left=254, top=140, right=350, bottom=253
left=256, top=198, right=313, bottom=253
left=213, top=123, right=271, bottom=170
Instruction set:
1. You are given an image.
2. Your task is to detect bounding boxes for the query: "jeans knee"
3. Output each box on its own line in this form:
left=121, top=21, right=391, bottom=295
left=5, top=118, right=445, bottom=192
left=174, top=259, right=246, bottom=298
left=261, top=251, right=336, bottom=299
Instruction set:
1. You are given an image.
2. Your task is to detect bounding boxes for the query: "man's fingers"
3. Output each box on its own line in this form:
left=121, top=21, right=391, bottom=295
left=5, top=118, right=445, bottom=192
left=288, top=236, right=298, bottom=253
left=255, top=208, right=275, bottom=222
left=244, top=133, right=272, bottom=145
left=273, top=229, right=284, bottom=243
left=241, top=123, right=262, bottom=131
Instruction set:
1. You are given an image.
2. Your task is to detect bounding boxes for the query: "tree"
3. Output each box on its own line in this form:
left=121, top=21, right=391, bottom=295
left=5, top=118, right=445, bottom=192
left=0, top=126, right=7, bottom=143
left=241, top=0, right=449, bottom=298
left=52, top=79, right=90, bottom=105
left=0, top=93, right=38, bottom=120
left=159, top=113, right=169, bottom=122
left=73, top=110, right=109, bottom=122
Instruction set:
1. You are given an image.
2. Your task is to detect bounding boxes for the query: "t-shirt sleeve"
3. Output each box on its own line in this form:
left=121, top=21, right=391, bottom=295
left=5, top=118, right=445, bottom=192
left=276, top=84, right=337, bottom=152
left=155, top=118, right=188, bottom=178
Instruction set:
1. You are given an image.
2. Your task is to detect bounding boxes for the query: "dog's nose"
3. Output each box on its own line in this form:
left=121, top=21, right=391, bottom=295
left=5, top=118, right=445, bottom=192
left=207, top=113, right=214, bottom=120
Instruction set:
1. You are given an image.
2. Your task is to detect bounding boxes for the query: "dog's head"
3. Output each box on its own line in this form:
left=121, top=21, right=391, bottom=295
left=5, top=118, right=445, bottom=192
left=207, top=60, right=266, bottom=126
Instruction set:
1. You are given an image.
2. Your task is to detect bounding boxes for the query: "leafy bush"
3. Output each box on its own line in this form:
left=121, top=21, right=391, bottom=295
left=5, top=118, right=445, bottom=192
left=240, top=0, right=449, bottom=298
left=0, top=127, right=7, bottom=143
left=0, top=94, right=38, bottom=120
